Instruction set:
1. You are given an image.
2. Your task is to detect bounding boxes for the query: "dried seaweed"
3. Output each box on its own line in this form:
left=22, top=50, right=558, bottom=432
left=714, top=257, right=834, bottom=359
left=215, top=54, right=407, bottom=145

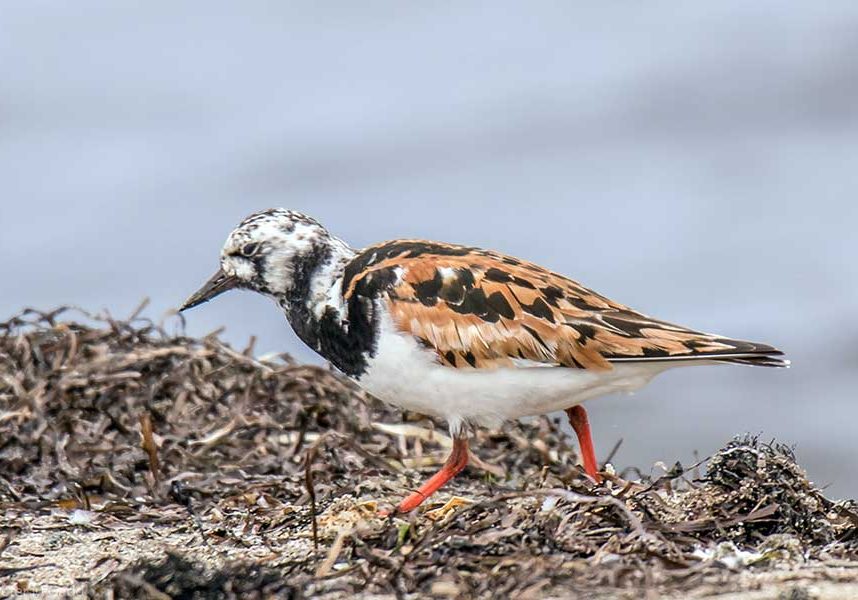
left=1, top=307, right=856, bottom=599
left=101, top=552, right=300, bottom=599
left=669, top=436, right=840, bottom=545
left=0, top=307, right=581, bottom=507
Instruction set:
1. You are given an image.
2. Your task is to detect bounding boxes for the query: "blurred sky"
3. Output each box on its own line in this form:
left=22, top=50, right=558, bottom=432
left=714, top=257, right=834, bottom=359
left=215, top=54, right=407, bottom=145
left=1, top=2, right=856, bottom=495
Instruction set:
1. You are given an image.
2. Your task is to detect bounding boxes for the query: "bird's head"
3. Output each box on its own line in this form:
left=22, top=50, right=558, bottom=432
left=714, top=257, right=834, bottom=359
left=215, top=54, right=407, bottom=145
left=180, top=209, right=341, bottom=312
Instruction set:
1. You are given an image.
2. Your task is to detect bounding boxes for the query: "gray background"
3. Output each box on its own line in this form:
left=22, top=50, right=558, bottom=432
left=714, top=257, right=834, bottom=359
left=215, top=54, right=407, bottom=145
left=2, top=3, right=856, bottom=495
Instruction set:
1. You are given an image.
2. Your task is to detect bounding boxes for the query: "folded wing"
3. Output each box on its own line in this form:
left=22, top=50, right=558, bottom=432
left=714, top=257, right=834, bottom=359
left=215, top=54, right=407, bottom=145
left=342, top=240, right=786, bottom=371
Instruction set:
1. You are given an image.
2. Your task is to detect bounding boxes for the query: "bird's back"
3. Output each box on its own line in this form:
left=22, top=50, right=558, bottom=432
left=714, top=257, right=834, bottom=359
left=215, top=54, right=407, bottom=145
left=341, top=239, right=787, bottom=372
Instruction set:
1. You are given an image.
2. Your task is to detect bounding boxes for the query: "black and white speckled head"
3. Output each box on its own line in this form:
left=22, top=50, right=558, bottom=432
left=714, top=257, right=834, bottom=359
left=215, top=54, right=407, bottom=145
left=221, top=209, right=332, bottom=295
left=181, top=209, right=354, bottom=312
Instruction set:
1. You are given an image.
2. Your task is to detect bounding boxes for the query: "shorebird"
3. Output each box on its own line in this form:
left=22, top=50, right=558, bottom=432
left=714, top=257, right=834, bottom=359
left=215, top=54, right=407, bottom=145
left=181, top=209, right=787, bottom=513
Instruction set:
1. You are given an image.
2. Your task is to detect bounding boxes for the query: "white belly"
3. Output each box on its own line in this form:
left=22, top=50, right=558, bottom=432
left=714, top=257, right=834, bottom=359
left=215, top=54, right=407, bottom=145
left=357, top=311, right=670, bottom=433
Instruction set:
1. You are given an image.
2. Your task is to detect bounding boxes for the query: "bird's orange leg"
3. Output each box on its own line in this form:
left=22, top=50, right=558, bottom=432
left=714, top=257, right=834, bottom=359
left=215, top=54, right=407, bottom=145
left=396, top=437, right=469, bottom=513
left=565, top=405, right=602, bottom=483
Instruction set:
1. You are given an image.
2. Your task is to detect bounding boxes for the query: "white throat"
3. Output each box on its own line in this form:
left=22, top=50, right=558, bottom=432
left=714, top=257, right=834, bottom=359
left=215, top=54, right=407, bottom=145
left=307, top=236, right=356, bottom=320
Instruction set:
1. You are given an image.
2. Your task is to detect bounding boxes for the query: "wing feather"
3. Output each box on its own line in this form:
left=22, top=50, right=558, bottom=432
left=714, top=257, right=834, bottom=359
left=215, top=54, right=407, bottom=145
left=341, top=240, right=786, bottom=370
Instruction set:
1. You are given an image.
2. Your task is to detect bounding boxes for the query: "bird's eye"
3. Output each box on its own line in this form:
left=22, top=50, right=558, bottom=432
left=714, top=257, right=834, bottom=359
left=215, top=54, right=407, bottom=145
left=240, top=242, right=260, bottom=257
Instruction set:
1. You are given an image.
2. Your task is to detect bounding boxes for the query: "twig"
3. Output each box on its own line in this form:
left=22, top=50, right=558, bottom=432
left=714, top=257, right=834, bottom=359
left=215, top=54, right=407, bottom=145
left=128, top=297, right=151, bottom=322
left=169, top=481, right=214, bottom=551
left=602, top=437, right=624, bottom=468
left=0, top=564, right=59, bottom=578
left=516, top=488, right=648, bottom=540
left=663, top=504, right=779, bottom=533
left=139, top=412, right=160, bottom=489
left=305, top=445, right=319, bottom=551
left=316, top=528, right=350, bottom=577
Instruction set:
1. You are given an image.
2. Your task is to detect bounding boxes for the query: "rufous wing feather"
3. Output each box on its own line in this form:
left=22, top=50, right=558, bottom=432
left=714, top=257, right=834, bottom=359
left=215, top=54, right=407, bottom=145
left=342, top=241, right=786, bottom=370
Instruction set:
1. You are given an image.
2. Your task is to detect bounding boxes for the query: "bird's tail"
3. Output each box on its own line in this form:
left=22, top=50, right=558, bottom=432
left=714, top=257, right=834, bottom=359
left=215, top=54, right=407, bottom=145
left=713, top=352, right=789, bottom=368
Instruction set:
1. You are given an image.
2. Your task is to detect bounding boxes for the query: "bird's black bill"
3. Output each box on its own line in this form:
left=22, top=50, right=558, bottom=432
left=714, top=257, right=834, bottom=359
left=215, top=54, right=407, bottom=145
left=180, top=269, right=240, bottom=311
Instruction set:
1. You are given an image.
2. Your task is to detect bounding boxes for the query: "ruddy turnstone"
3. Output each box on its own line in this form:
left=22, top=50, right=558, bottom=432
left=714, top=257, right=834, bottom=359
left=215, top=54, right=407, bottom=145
left=181, top=209, right=787, bottom=513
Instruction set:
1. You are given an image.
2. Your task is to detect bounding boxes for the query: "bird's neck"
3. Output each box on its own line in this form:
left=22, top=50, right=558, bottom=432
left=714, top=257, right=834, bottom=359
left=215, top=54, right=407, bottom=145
left=278, top=237, right=375, bottom=377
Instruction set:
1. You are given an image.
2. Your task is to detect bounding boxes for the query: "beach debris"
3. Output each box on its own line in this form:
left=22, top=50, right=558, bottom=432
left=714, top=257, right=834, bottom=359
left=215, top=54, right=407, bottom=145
left=0, top=307, right=855, bottom=598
